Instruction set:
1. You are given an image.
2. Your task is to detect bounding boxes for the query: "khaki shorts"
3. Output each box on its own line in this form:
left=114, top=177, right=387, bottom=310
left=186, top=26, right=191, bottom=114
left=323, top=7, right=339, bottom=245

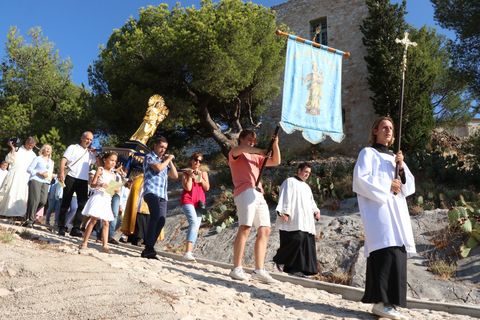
left=234, top=188, right=271, bottom=228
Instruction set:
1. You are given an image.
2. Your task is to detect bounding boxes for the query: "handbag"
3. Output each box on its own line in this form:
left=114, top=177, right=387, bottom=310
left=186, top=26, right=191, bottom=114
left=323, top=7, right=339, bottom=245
left=196, top=200, right=207, bottom=215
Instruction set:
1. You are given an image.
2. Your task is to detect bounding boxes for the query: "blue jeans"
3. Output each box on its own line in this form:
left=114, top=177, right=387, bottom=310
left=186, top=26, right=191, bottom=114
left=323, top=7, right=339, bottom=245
left=143, top=193, right=167, bottom=249
left=45, top=198, right=61, bottom=226
left=182, top=204, right=202, bottom=244
left=109, top=193, right=120, bottom=239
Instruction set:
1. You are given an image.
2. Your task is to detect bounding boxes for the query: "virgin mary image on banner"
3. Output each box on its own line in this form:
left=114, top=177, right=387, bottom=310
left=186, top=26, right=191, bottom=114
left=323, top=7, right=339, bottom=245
left=280, top=35, right=344, bottom=144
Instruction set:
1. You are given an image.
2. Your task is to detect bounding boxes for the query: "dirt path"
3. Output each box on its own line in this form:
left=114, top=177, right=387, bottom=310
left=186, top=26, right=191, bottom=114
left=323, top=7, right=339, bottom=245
left=0, top=223, right=475, bottom=320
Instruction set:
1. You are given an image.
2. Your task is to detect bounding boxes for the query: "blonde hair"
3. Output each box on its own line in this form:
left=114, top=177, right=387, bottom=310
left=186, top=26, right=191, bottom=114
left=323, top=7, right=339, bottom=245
left=368, top=116, right=395, bottom=147
left=39, top=144, right=52, bottom=157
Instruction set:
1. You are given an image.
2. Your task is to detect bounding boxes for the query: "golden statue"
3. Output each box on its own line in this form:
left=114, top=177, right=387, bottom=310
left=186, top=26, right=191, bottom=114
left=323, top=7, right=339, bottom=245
left=130, top=94, right=169, bottom=145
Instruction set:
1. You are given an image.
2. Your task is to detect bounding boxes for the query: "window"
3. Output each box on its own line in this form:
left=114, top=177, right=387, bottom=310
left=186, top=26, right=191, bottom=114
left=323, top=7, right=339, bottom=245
left=310, top=17, right=328, bottom=46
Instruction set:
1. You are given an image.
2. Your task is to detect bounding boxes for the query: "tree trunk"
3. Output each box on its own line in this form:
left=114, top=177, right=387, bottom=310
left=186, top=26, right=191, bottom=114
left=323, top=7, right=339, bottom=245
left=197, top=98, right=237, bottom=158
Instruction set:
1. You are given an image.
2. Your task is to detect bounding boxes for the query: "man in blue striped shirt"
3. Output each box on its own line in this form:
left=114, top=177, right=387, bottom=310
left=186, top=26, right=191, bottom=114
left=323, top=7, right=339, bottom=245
left=141, top=136, right=178, bottom=259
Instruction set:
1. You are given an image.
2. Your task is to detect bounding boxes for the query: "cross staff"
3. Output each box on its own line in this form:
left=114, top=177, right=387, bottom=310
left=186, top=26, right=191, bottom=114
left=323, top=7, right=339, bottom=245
left=394, top=32, right=417, bottom=179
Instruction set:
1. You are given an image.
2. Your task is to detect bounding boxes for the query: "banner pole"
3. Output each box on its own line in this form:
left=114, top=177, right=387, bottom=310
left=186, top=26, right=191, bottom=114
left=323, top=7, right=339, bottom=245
left=276, top=30, right=351, bottom=58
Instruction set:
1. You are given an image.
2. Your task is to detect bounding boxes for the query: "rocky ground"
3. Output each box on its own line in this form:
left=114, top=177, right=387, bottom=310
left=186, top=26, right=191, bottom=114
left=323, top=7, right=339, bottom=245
left=0, top=221, right=477, bottom=320
left=162, top=193, right=480, bottom=307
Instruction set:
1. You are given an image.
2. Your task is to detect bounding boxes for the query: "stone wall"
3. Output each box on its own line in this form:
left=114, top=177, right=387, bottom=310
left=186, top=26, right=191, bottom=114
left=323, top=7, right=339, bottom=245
left=267, top=0, right=376, bottom=156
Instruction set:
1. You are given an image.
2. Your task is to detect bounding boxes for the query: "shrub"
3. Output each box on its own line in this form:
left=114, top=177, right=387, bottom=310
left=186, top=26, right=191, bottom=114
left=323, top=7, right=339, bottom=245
left=427, top=260, right=456, bottom=280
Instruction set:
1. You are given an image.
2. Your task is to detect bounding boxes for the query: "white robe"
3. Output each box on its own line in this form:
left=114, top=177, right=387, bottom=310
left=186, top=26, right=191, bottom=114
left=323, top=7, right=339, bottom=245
left=0, top=146, right=37, bottom=217
left=353, top=147, right=416, bottom=257
left=276, top=177, right=319, bottom=235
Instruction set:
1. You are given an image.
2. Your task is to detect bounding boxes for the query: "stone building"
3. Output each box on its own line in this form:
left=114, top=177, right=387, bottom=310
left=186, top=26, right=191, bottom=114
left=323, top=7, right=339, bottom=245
left=267, top=0, right=376, bottom=156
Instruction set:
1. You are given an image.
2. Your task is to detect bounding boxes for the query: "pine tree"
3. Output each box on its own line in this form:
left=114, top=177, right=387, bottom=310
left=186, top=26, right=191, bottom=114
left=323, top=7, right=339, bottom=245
left=360, top=0, right=436, bottom=153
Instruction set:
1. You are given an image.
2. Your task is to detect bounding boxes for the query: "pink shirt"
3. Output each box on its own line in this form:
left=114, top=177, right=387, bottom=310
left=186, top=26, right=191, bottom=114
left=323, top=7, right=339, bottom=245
left=228, top=150, right=265, bottom=197
left=180, top=180, right=206, bottom=207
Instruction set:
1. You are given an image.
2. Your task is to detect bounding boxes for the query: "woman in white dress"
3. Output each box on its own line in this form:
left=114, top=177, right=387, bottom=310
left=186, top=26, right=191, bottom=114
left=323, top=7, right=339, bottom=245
left=79, top=152, right=119, bottom=253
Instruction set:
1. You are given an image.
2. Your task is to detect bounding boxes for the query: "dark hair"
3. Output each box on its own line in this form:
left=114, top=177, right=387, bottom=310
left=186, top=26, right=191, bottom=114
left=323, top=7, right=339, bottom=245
left=25, top=136, right=36, bottom=145
left=152, top=136, right=168, bottom=146
left=190, top=152, right=203, bottom=161
left=101, top=151, right=118, bottom=161
left=238, top=129, right=256, bottom=143
left=297, top=162, right=312, bottom=171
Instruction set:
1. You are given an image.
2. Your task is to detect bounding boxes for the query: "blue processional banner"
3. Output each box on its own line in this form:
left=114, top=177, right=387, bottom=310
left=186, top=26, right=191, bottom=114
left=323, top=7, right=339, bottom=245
left=280, top=36, right=344, bottom=143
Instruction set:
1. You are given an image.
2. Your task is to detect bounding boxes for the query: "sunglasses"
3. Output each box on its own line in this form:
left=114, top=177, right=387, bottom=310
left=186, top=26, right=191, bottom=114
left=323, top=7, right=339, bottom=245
left=193, top=158, right=202, bottom=163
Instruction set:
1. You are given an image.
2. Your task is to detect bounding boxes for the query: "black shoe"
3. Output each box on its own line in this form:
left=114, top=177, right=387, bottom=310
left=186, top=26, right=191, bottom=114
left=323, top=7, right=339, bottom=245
left=288, top=271, right=306, bottom=278
left=58, top=227, right=66, bottom=236
left=108, top=238, right=119, bottom=245
left=69, top=228, right=83, bottom=237
left=275, top=263, right=284, bottom=272
left=22, top=221, right=34, bottom=228
left=141, top=248, right=157, bottom=259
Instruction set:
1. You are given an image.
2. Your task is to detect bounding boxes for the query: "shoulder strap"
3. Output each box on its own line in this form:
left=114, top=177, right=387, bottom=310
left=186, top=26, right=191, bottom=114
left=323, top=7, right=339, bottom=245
left=68, top=148, right=89, bottom=168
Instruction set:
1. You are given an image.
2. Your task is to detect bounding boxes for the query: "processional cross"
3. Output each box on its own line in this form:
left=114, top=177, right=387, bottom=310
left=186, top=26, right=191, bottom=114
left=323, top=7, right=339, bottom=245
left=394, top=32, right=417, bottom=179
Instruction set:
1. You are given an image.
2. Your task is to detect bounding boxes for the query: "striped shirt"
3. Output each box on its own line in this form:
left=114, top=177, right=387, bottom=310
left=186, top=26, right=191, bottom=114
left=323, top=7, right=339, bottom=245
left=143, top=151, right=170, bottom=200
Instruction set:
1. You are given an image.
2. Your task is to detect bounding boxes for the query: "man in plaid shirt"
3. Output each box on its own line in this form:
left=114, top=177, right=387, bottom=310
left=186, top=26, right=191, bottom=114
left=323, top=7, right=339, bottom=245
left=141, top=136, right=178, bottom=259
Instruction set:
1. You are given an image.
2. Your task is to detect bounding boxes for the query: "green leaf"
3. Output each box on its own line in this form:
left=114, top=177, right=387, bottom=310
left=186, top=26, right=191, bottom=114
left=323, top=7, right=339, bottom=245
left=460, top=244, right=471, bottom=258
left=448, top=208, right=460, bottom=224
left=461, top=219, right=473, bottom=233
left=465, top=236, right=478, bottom=249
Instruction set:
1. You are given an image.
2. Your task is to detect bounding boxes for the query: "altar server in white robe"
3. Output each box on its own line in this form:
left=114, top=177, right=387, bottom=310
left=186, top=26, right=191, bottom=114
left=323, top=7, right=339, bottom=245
left=0, top=137, right=37, bottom=217
left=273, top=162, right=320, bottom=277
left=353, top=116, right=415, bottom=320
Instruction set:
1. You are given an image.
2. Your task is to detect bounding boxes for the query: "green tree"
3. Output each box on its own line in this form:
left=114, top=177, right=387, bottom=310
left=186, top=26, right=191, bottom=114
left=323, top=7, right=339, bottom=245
left=432, top=0, right=480, bottom=94
left=89, top=0, right=286, bottom=155
left=38, top=127, right=66, bottom=166
left=360, top=1, right=470, bottom=152
left=0, top=27, right=92, bottom=152
left=360, top=0, right=407, bottom=143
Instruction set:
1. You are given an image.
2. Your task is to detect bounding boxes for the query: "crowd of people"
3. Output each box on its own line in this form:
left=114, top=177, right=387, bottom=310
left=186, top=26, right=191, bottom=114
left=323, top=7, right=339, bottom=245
left=0, top=116, right=416, bottom=320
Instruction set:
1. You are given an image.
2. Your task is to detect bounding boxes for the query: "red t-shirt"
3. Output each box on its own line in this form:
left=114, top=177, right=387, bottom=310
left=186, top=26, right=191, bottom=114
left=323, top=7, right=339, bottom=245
left=180, top=179, right=206, bottom=207
left=228, top=151, right=265, bottom=197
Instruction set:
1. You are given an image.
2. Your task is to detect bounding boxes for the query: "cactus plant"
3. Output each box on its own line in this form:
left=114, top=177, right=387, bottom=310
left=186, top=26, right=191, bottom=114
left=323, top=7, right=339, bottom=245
left=416, top=195, right=424, bottom=206
left=448, top=206, right=480, bottom=257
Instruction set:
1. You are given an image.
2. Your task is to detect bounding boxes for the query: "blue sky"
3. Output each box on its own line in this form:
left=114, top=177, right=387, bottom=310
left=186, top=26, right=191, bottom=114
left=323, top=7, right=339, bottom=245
left=0, top=0, right=455, bottom=87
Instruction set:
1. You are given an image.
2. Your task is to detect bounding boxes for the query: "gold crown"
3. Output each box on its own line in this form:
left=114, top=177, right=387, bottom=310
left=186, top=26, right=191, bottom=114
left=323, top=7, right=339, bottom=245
left=148, top=94, right=165, bottom=108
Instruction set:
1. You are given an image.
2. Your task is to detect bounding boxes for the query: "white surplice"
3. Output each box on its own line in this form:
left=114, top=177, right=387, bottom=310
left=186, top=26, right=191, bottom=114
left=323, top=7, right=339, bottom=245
left=353, top=147, right=416, bottom=258
left=276, top=177, right=319, bottom=235
left=0, top=146, right=37, bottom=217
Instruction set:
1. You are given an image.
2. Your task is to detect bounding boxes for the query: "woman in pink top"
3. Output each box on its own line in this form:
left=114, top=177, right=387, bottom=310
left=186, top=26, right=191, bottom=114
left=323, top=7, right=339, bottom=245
left=180, top=152, right=210, bottom=261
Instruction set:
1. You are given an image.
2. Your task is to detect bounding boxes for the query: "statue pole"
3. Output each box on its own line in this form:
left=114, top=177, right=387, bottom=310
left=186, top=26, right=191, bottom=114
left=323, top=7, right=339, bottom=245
left=394, top=31, right=417, bottom=179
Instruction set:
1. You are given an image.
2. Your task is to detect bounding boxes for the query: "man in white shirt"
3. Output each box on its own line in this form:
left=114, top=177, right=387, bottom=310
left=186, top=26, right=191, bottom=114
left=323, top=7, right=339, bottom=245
left=57, top=131, right=96, bottom=237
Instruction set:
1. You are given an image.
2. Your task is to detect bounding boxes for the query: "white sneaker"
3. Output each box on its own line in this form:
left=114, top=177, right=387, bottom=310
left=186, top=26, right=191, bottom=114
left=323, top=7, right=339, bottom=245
left=229, top=267, right=250, bottom=281
left=183, top=251, right=196, bottom=262
left=252, top=269, right=278, bottom=284
left=371, top=303, right=407, bottom=320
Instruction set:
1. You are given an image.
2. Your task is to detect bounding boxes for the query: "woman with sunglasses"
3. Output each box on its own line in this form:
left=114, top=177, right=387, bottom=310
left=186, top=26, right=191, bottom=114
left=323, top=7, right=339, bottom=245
left=180, top=152, right=210, bottom=261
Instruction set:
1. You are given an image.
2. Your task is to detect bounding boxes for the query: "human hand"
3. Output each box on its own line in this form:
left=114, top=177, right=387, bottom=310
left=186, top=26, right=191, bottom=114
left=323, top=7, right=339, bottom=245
left=58, top=172, right=65, bottom=183
left=38, top=171, right=49, bottom=178
left=395, top=151, right=404, bottom=169
left=164, top=154, right=175, bottom=161
left=280, top=214, right=289, bottom=222
left=314, top=211, right=321, bottom=221
left=391, top=179, right=401, bottom=194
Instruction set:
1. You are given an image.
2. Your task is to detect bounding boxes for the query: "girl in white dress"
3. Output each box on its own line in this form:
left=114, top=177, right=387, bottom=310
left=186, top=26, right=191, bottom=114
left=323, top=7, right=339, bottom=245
left=79, top=152, right=119, bottom=253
